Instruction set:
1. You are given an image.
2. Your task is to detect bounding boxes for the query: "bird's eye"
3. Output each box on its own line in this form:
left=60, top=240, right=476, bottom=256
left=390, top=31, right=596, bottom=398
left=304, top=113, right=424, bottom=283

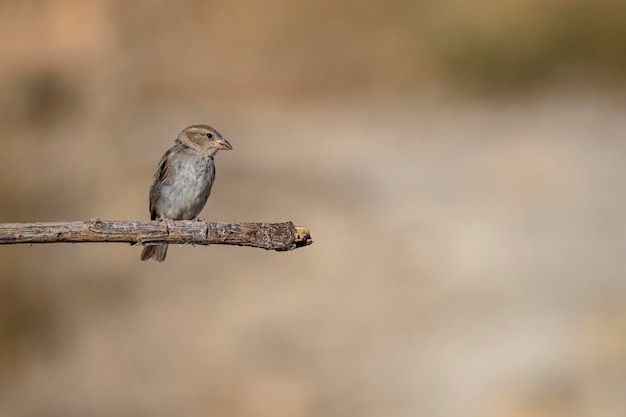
left=207, top=133, right=213, bottom=139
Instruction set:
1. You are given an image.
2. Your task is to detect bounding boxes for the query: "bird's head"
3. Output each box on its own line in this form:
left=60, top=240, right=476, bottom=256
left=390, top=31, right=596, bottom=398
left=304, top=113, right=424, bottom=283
left=178, top=124, right=233, bottom=155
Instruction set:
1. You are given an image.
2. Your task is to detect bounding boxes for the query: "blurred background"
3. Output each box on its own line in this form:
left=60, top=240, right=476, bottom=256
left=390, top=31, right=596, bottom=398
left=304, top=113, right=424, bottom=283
left=1, top=0, right=625, bottom=416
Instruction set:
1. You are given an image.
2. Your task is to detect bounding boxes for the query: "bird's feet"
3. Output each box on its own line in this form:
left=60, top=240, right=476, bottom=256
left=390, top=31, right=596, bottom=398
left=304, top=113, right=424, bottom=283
left=157, top=217, right=176, bottom=234
left=193, top=217, right=211, bottom=232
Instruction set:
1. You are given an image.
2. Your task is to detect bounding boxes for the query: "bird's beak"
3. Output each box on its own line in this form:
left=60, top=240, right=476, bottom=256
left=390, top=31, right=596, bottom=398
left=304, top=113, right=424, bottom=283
left=212, top=137, right=233, bottom=150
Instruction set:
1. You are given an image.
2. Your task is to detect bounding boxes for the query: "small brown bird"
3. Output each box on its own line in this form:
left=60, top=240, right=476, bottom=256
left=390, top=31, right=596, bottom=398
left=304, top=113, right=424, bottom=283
left=141, top=124, right=232, bottom=262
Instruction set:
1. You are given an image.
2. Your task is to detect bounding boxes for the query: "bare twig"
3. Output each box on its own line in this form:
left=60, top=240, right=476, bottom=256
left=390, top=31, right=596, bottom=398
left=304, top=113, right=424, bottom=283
left=0, top=220, right=312, bottom=251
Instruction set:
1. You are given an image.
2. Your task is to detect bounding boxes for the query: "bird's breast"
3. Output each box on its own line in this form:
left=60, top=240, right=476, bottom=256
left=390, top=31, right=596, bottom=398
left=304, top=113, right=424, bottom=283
left=151, top=154, right=215, bottom=220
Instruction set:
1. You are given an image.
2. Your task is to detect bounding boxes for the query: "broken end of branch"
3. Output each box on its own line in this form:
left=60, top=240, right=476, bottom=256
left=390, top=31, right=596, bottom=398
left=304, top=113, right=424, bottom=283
left=294, top=226, right=313, bottom=248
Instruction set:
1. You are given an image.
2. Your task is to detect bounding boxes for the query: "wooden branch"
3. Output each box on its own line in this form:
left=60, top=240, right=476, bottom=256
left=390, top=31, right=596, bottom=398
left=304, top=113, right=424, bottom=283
left=0, top=220, right=312, bottom=251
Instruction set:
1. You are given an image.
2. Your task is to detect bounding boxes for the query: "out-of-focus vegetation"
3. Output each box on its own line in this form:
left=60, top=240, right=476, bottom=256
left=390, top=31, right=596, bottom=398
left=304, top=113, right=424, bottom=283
left=1, top=0, right=624, bottom=106
left=420, top=0, right=626, bottom=90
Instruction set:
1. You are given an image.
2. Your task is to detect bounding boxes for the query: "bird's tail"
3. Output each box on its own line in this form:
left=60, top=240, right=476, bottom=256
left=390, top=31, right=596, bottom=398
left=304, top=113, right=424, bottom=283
left=140, top=243, right=168, bottom=262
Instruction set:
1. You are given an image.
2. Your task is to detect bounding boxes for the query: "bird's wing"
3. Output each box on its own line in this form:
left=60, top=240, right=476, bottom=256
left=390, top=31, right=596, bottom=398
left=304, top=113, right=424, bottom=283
left=153, top=150, right=171, bottom=184
left=149, top=149, right=174, bottom=220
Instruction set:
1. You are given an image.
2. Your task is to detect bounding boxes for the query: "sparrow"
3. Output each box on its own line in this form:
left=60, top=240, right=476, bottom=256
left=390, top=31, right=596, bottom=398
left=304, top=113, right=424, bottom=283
left=141, top=124, right=232, bottom=262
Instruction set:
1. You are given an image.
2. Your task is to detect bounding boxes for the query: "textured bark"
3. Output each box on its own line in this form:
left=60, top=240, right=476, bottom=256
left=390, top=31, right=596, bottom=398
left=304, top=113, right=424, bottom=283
left=0, top=220, right=312, bottom=251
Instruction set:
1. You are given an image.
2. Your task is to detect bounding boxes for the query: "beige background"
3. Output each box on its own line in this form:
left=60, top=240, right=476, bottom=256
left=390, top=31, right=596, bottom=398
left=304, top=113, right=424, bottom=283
left=0, top=1, right=625, bottom=416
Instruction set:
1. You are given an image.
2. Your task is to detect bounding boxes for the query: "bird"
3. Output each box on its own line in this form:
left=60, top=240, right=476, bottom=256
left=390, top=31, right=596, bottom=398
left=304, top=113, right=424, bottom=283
left=140, top=124, right=232, bottom=262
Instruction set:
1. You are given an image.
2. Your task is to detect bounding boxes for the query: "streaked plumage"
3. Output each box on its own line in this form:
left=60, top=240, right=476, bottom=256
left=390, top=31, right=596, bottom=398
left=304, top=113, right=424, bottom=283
left=141, top=124, right=232, bottom=262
